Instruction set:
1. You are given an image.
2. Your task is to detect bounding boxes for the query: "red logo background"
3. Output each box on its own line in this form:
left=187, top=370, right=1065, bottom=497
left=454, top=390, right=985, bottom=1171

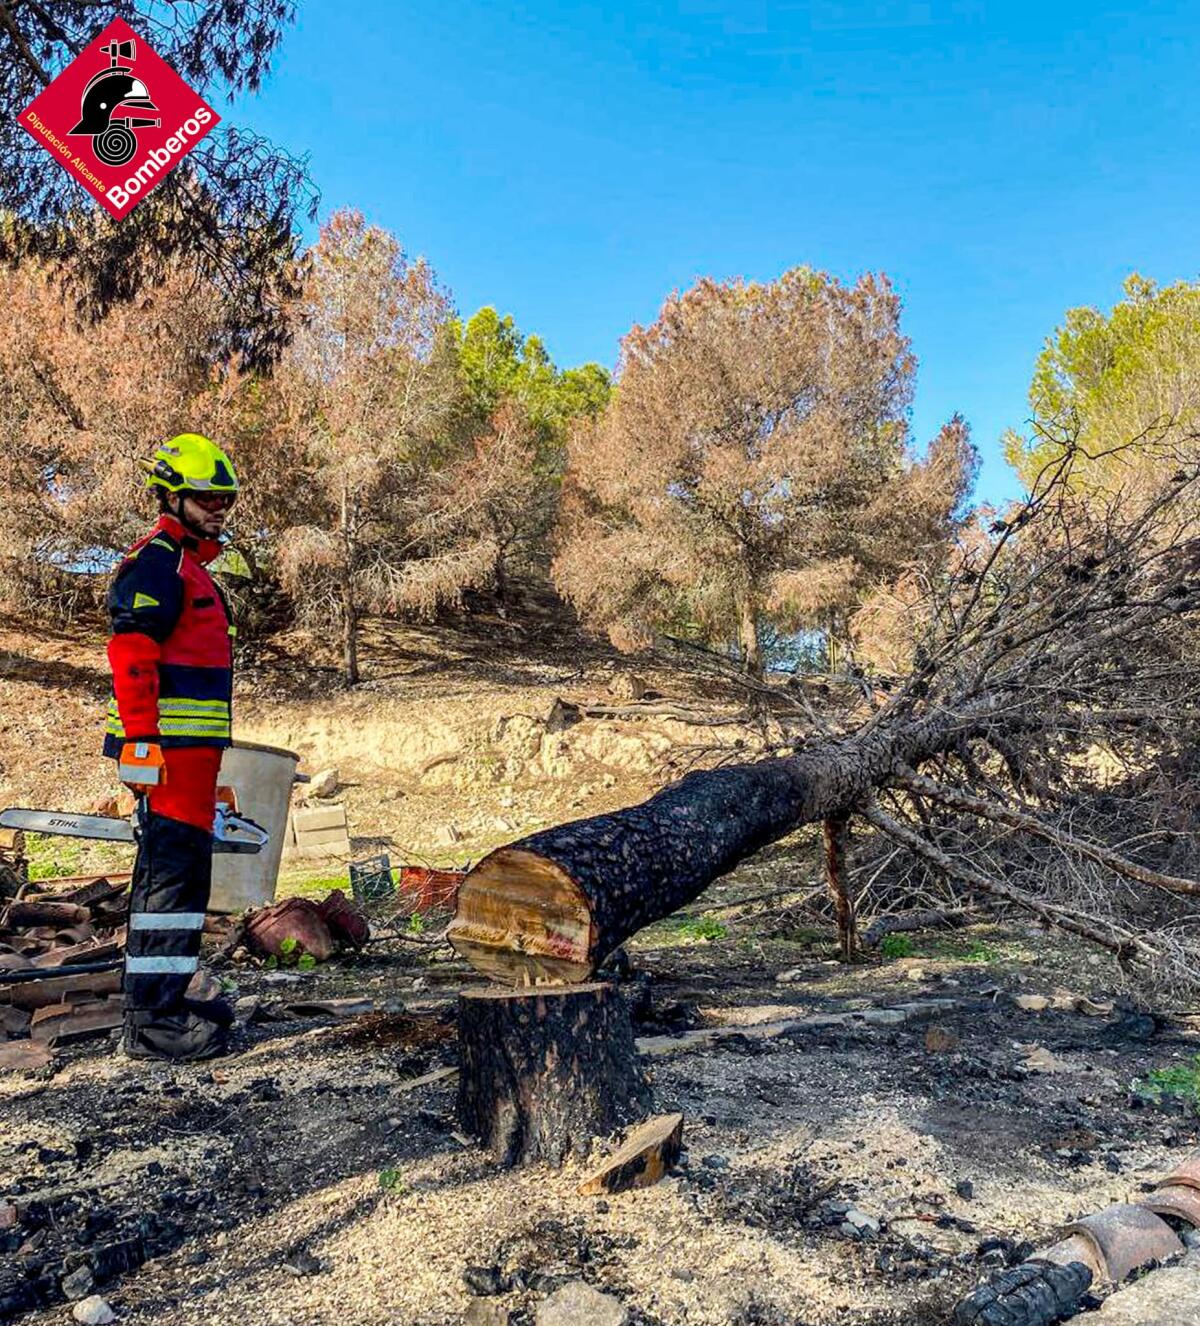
left=19, top=17, right=220, bottom=221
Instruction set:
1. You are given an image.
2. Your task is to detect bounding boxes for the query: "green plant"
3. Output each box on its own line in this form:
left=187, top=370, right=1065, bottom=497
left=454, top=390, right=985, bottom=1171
left=960, top=940, right=998, bottom=963
left=676, top=916, right=727, bottom=942
left=25, top=833, right=84, bottom=881
left=407, top=911, right=426, bottom=935
left=1134, top=1057, right=1200, bottom=1111
left=264, top=934, right=320, bottom=970
left=880, top=934, right=914, bottom=959
left=378, top=1168, right=405, bottom=1191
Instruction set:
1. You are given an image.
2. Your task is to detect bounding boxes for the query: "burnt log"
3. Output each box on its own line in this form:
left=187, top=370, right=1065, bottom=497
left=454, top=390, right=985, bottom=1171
left=449, top=708, right=969, bottom=983
left=1, top=899, right=90, bottom=929
left=456, top=982, right=652, bottom=1167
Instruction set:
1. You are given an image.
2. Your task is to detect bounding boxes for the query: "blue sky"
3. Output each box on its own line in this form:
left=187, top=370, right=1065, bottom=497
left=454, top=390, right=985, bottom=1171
left=211, top=1, right=1200, bottom=507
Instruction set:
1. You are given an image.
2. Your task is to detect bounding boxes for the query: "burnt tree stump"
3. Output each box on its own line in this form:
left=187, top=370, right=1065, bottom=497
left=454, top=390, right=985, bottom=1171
left=456, top=982, right=652, bottom=1168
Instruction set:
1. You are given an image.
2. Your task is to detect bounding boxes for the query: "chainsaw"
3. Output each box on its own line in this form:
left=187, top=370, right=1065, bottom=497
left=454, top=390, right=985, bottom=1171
left=0, top=803, right=269, bottom=854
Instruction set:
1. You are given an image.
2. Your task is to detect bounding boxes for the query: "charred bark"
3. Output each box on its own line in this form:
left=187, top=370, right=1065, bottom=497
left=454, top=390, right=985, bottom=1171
left=456, top=982, right=652, bottom=1168
left=448, top=704, right=984, bottom=983
left=824, top=814, right=855, bottom=959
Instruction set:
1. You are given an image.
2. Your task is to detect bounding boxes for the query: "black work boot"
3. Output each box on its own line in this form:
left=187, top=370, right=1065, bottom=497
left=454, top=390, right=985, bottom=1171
left=121, top=1009, right=230, bottom=1062
left=182, top=993, right=236, bottom=1028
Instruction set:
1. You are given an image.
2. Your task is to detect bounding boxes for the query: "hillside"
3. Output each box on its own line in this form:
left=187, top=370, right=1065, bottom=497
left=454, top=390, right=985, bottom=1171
left=0, top=595, right=768, bottom=877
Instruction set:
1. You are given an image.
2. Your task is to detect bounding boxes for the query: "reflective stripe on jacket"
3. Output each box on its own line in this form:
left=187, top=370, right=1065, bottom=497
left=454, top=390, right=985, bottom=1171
left=103, top=514, right=235, bottom=756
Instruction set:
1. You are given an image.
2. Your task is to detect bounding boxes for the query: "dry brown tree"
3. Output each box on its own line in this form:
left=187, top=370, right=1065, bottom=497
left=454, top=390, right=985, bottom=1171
left=553, top=268, right=975, bottom=676
left=274, top=210, right=457, bottom=683
left=451, top=425, right=1200, bottom=1001
left=385, top=401, right=554, bottom=618
left=0, top=258, right=224, bottom=618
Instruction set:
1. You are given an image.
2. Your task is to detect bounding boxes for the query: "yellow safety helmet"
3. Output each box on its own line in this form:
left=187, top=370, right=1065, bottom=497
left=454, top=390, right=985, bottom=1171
left=140, top=434, right=239, bottom=495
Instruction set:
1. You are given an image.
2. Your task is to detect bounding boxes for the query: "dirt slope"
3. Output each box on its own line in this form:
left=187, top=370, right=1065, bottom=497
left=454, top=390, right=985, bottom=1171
left=0, top=602, right=765, bottom=874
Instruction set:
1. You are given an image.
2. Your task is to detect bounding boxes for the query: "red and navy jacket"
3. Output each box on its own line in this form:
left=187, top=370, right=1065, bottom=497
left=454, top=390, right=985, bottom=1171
left=103, top=514, right=235, bottom=757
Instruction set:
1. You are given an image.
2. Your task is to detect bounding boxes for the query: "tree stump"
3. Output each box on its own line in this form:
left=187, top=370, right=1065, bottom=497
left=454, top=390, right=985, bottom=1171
left=456, top=982, right=652, bottom=1168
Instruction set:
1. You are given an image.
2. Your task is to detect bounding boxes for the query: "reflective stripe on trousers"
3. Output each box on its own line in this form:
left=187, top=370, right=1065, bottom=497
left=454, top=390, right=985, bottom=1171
left=123, top=808, right=215, bottom=1013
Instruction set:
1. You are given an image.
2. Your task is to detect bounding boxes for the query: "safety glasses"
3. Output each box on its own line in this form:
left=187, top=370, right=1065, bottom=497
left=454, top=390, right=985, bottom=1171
left=186, top=491, right=236, bottom=512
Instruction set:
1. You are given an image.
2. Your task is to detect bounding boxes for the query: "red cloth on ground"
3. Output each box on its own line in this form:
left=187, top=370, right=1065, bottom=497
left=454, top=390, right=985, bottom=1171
left=107, top=632, right=162, bottom=740
left=147, top=745, right=222, bottom=832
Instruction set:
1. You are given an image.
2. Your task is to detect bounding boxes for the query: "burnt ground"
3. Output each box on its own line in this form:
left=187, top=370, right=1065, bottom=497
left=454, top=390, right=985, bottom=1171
left=4, top=863, right=1200, bottom=1326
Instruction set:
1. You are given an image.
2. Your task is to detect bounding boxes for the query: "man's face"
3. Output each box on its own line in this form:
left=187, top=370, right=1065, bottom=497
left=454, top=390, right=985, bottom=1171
left=171, top=491, right=233, bottom=539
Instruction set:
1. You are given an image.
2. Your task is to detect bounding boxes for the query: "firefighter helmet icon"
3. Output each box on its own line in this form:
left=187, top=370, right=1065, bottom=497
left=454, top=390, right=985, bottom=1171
left=68, top=38, right=161, bottom=167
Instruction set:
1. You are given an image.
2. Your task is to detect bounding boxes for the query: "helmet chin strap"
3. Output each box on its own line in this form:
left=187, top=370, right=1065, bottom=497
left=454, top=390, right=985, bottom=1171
left=170, top=493, right=216, bottom=541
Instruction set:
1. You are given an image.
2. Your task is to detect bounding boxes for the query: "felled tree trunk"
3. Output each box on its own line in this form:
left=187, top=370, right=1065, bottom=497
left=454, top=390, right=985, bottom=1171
left=449, top=706, right=967, bottom=984
left=456, top=982, right=652, bottom=1167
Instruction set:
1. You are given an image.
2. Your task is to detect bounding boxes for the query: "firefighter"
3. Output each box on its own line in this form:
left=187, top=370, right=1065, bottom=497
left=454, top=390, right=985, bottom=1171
left=105, top=434, right=239, bottom=1061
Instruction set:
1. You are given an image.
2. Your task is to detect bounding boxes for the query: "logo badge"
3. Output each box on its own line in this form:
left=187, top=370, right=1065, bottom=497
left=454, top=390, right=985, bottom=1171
left=18, top=17, right=220, bottom=221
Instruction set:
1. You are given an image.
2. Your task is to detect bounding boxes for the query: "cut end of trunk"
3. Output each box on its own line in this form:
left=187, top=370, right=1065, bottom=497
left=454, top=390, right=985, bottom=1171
left=447, top=847, right=594, bottom=985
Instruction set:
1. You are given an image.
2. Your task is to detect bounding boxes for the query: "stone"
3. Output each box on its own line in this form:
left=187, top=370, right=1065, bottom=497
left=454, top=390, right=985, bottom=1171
left=843, top=1208, right=881, bottom=1238
left=608, top=673, right=648, bottom=701
left=1062, top=1265, right=1200, bottom=1323
left=956, top=1179, right=975, bottom=1201
left=701, top=1154, right=729, bottom=1170
left=906, top=967, right=928, bottom=981
left=464, top=1301, right=511, bottom=1326
left=283, top=1248, right=322, bottom=1276
left=306, top=767, right=340, bottom=799
left=1022, top=1045, right=1070, bottom=1073
left=463, top=1265, right=509, bottom=1296
left=775, top=968, right=804, bottom=983
left=536, top=1281, right=629, bottom=1326
left=61, top=1265, right=95, bottom=1300
left=72, top=1297, right=115, bottom=1326
left=925, top=1025, right=960, bottom=1054
left=1014, top=993, right=1051, bottom=1011
left=860, top=1008, right=907, bottom=1027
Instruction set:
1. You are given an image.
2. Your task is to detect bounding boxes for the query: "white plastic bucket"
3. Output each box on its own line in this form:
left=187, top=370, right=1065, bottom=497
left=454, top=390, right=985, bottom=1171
left=209, top=740, right=300, bottom=913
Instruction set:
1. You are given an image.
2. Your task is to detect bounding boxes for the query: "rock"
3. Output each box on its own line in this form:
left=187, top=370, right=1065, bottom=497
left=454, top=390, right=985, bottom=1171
left=463, top=1265, right=509, bottom=1296
left=72, top=1297, right=115, bottom=1326
left=701, top=1154, right=729, bottom=1170
left=906, top=967, right=928, bottom=981
left=608, top=673, right=648, bottom=701
left=535, top=1281, right=629, bottom=1326
left=465, top=1301, right=511, bottom=1326
left=0, top=1202, right=16, bottom=1229
left=61, top=1265, right=95, bottom=1300
left=283, top=1248, right=322, bottom=1276
left=775, top=968, right=804, bottom=983
left=306, top=767, right=340, bottom=799
left=860, top=1008, right=907, bottom=1027
left=1061, top=1264, right=1200, bottom=1323
left=1014, top=994, right=1051, bottom=1011
left=956, top=1179, right=975, bottom=1201
left=843, top=1208, right=881, bottom=1238
left=925, top=1025, right=960, bottom=1053
left=1022, top=1045, right=1070, bottom=1073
